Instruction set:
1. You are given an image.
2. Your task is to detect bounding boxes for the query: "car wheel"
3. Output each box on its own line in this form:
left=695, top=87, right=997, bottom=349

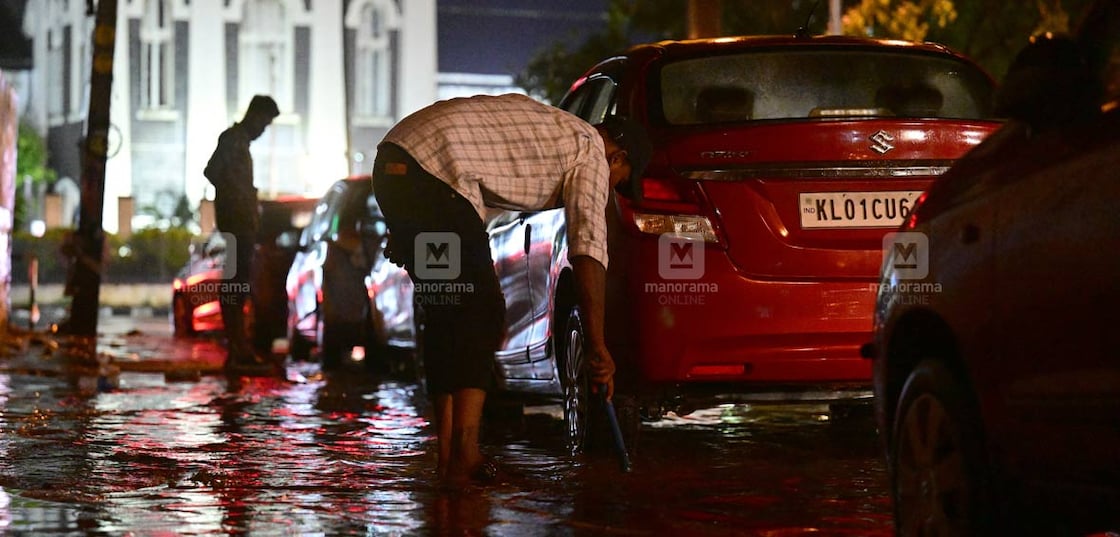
left=172, top=294, right=195, bottom=338
left=558, top=306, right=590, bottom=455
left=288, top=318, right=313, bottom=362
left=891, top=359, right=990, bottom=536
left=242, top=295, right=255, bottom=344
left=362, top=308, right=392, bottom=375
left=320, top=318, right=360, bottom=371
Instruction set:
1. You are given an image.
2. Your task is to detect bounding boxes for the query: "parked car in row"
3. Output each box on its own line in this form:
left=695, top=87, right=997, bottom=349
left=171, top=196, right=318, bottom=350
left=484, top=34, right=1002, bottom=452
left=285, top=177, right=415, bottom=371
left=867, top=7, right=1120, bottom=534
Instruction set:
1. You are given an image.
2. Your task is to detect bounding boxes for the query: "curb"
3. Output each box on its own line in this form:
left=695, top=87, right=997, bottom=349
left=9, top=305, right=171, bottom=324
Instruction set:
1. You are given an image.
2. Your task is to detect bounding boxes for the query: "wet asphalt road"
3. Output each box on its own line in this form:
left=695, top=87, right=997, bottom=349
left=0, top=315, right=892, bottom=536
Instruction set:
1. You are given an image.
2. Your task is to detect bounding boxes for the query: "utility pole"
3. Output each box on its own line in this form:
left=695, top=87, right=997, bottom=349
left=829, top=0, right=843, bottom=35
left=64, top=0, right=117, bottom=339
left=688, top=0, right=723, bottom=39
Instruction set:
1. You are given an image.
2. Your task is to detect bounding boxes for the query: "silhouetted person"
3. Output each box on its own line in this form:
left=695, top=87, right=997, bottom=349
left=204, top=95, right=279, bottom=375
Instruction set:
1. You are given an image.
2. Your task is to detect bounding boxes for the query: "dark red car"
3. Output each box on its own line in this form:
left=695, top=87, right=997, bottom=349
left=868, top=6, right=1120, bottom=533
left=488, top=34, right=1001, bottom=451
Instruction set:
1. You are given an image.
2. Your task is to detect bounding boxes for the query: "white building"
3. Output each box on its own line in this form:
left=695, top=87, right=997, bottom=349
left=19, top=0, right=437, bottom=233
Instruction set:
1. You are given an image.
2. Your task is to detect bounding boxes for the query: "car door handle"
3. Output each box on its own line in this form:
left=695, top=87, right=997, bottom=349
left=524, top=223, right=533, bottom=255
left=961, top=224, right=980, bottom=244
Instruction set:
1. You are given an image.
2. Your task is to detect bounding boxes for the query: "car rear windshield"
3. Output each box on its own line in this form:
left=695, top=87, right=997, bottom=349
left=658, top=49, right=993, bottom=125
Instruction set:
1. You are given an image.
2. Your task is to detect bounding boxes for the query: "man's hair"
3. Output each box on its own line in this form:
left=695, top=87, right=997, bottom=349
left=600, top=116, right=652, bottom=185
left=248, top=95, right=280, bottom=119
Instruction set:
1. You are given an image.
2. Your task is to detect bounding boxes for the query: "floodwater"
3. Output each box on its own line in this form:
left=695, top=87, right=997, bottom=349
left=0, top=319, right=893, bottom=536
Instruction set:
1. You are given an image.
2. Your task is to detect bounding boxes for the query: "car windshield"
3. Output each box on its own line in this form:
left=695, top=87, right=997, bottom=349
left=658, top=49, right=994, bottom=125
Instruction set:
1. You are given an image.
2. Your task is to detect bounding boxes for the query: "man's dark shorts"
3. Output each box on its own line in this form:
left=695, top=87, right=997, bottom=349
left=372, top=143, right=505, bottom=397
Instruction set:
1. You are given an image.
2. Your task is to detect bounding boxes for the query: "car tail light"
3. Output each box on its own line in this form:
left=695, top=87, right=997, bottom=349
left=902, top=191, right=929, bottom=230
left=632, top=213, right=719, bottom=242
left=630, top=177, right=722, bottom=244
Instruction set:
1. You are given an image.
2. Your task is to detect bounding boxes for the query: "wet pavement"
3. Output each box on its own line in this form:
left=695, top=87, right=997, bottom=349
left=0, top=312, right=893, bottom=536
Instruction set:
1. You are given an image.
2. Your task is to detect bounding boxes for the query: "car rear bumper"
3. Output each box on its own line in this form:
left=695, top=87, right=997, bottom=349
left=614, top=251, right=877, bottom=388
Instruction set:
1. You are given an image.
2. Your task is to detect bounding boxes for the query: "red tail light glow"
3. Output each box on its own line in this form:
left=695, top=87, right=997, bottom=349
left=629, top=177, right=722, bottom=244
left=902, top=191, right=929, bottom=230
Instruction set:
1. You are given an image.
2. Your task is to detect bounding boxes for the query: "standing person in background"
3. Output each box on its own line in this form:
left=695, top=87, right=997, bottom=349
left=372, top=93, right=651, bottom=488
left=204, top=95, right=280, bottom=376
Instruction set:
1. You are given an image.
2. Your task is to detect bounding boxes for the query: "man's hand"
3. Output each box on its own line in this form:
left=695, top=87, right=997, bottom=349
left=587, top=342, right=616, bottom=400
left=572, top=255, right=614, bottom=400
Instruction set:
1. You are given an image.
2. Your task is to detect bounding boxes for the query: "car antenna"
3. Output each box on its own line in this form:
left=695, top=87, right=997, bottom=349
left=796, top=0, right=824, bottom=39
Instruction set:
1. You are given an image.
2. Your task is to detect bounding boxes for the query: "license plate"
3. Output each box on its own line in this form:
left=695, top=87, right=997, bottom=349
left=799, top=191, right=922, bottom=229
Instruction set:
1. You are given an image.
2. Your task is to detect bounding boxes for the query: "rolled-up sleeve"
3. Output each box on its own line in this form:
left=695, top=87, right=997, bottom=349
left=563, top=137, right=611, bottom=268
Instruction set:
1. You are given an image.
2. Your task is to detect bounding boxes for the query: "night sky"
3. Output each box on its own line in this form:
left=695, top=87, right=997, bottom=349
left=0, top=0, right=612, bottom=76
left=437, top=0, right=610, bottom=76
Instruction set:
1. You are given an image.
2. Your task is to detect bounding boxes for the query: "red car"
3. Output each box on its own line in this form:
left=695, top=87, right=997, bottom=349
left=488, top=34, right=1001, bottom=450
left=868, top=11, right=1120, bottom=535
left=171, top=196, right=317, bottom=348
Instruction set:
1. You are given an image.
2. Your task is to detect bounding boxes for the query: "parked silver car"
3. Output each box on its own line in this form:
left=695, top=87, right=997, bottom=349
left=285, top=177, right=415, bottom=371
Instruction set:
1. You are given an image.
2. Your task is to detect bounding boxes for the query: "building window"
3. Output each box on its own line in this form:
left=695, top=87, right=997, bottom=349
left=47, top=6, right=66, bottom=121
left=354, top=1, right=393, bottom=120
left=71, top=15, right=92, bottom=121
left=139, top=0, right=175, bottom=111
left=240, top=0, right=292, bottom=113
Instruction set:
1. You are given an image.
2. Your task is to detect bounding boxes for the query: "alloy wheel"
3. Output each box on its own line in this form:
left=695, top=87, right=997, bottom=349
left=894, top=389, right=972, bottom=536
left=560, top=308, right=589, bottom=455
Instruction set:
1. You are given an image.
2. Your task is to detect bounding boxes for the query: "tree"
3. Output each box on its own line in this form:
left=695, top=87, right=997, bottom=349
left=841, top=0, right=958, bottom=42
left=14, top=123, right=57, bottom=231
left=926, top=0, right=1096, bottom=80
left=515, top=3, right=634, bottom=104
left=516, top=0, right=1100, bottom=100
left=516, top=0, right=818, bottom=104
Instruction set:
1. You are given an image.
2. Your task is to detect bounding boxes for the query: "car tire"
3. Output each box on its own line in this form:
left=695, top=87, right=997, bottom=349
left=557, top=306, right=592, bottom=455
left=172, top=294, right=195, bottom=338
left=319, top=318, right=360, bottom=371
left=891, top=359, right=991, bottom=536
left=288, top=325, right=313, bottom=362
left=362, top=309, right=392, bottom=376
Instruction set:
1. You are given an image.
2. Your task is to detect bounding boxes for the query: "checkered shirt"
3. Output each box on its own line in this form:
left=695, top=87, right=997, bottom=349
left=380, top=93, right=611, bottom=267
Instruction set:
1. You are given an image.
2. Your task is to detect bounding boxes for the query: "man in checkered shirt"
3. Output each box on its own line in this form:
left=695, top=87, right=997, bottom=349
left=372, top=93, right=651, bottom=488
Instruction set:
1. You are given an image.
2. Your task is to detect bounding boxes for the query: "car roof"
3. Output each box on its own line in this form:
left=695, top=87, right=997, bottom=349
left=614, top=34, right=977, bottom=66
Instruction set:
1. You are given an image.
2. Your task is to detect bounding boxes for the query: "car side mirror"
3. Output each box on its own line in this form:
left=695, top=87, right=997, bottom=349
left=994, top=34, right=1100, bottom=129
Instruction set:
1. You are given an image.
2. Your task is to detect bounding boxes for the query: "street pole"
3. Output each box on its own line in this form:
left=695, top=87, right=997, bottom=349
left=829, top=0, right=843, bottom=35
left=65, top=0, right=117, bottom=339
left=687, top=0, right=723, bottom=39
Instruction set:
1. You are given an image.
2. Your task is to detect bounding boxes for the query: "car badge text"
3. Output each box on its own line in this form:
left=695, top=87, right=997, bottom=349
left=700, top=150, right=750, bottom=159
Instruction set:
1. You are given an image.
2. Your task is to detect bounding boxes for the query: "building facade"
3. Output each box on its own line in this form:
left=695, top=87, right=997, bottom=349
left=20, top=0, right=437, bottom=233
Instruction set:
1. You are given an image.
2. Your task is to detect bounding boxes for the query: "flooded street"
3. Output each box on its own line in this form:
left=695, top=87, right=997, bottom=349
left=0, top=316, right=892, bottom=536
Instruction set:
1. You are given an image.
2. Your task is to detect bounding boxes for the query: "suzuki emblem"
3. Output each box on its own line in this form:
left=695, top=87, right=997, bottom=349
left=869, top=130, right=896, bottom=154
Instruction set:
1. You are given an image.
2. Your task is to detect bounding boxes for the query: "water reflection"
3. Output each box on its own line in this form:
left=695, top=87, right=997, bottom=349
left=0, top=358, right=892, bottom=535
